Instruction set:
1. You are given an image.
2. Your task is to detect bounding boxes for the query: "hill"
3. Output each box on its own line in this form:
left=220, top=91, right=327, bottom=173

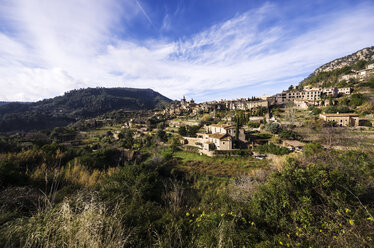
left=0, top=102, right=31, bottom=106
left=314, top=46, right=374, bottom=74
left=299, top=46, right=374, bottom=87
left=0, top=87, right=171, bottom=132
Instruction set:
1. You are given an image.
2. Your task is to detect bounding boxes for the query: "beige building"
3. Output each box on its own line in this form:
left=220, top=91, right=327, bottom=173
left=337, top=87, right=352, bottom=95
left=340, top=73, right=358, bottom=81
left=199, top=133, right=232, bottom=151
left=319, top=113, right=359, bottom=127
left=293, top=99, right=308, bottom=109
left=206, top=123, right=236, bottom=136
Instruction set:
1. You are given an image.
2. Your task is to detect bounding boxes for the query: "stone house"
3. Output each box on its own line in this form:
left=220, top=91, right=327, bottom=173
left=319, top=113, right=360, bottom=127
left=206, top=123, right=236, bottom=136
left=337, top=87, right=352, bottom=95
left=340, top=73, right=358, bottom=81
left=198, top=133, right=233, bottom=151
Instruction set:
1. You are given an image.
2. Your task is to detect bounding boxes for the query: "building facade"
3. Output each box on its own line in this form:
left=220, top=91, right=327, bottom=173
left=319, top=113, right=360, bottom=127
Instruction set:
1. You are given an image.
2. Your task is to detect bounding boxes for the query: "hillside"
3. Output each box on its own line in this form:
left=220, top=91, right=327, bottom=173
left=0, top=87, right=171, bottom=132
left=315, top=46, right=374, bottom=74
left=0, top=102, right=31, bottom=106
left=300, top=46, right=374, bottom=87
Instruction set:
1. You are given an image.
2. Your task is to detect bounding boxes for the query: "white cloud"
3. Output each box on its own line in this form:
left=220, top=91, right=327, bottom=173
left=0, top=1, right=373, bottom=102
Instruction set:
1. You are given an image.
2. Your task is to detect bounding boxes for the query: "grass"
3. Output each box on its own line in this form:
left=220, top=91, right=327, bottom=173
left=173, top=151, right=268, bottom=177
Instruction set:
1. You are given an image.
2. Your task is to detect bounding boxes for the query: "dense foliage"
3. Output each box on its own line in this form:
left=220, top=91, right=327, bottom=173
left=1, top=137, right=373, bottom=247
left=0, top=88, right=171, bottom=132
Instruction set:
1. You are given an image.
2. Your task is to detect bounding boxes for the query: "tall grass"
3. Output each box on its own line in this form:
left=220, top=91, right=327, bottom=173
left=1, top=193, right=133, bottom=248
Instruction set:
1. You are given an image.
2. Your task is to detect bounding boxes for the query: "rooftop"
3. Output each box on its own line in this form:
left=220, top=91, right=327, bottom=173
left=210, top=123, right=235, bottom=129
left=321, top=113, right=359, bottom=117
left=208, top=133, right=232, bottom=140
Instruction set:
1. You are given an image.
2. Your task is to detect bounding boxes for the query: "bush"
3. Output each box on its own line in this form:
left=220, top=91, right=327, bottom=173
left=178, top=125, right=201, bottom=137
left=0, top=160, right=26, bottom=187
left=250, top=150, right=374, bottom=247
left=350, top=93, right=365, bottom=107
left=279, top=129, right=299, bottom=140
left=254, top=142, right=290, bottom=155
left=311, top=108, right=322, bottom=115
left=264, top=122, right=282, bottom=134
left=247, top=121, right=261, bottom=128
left=303, top=142, right=323, bottom=157
left=367, top=77, right=374, bottom=88
left=324, top=105, right=352, bottom=114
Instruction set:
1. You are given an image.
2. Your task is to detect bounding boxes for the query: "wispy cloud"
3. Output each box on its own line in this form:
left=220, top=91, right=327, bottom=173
left=0, top=1, right=373, bottom=102
left=135, top=0, right=156, bottom=29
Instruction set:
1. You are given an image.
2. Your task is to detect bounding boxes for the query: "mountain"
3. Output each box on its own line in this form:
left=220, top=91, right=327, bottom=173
left=0, top=87, right=171, bottom=132
left=299, top=46, right=374, bottom=87
left=0, top=102, right=32, bottom=106
left=314, top=46, right=374, bottom=74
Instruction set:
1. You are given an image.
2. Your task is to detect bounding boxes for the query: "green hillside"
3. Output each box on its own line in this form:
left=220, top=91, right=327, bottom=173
left=0, top=87, right=171, bottom=132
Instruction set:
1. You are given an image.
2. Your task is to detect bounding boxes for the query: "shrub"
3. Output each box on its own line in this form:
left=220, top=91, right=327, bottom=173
left=0, top=160, right=26, bottom=187
left=303, top=142, right=323, bottom=157
left=247, top=121, right=261, bottom=128
left=279, top=129, right=299, bottom=140
left=367, top=77, right=374, bottom=88
left=311, top=108, right=322, bottom=115
left=264, top=122, right=282, bottom=134
left=254, top=142, right=290, bottom=155
left=350, top=93, right=365, bottom=107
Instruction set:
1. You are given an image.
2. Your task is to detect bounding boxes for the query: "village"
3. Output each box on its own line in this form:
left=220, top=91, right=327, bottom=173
left=139, top=63, right=371, bottom=157
left=56, top=62, right=374, bottom=159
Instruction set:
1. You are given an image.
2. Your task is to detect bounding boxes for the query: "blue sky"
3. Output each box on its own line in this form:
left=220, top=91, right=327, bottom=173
left=0, top=0, right=373, bottom=102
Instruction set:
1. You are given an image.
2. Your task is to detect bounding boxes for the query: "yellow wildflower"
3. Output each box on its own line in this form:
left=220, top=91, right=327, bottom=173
left=345, top=208, right=350, bottom=213
left=279, top=241, right=283, bottom=245
left=349, top=219, right=354, bottom=225
left=186, top=212, right=190, bottom=217
left=367, top=216, right=373, bottom=221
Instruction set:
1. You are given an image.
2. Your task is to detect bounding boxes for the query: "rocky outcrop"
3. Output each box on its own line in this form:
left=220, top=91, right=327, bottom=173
left=314, top=46, right=374, bottom=74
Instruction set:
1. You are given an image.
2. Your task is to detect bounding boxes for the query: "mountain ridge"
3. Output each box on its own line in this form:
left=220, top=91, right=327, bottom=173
left=299, top=46, right=374, bottom=86
left=0, top=87, right=171, bottom=132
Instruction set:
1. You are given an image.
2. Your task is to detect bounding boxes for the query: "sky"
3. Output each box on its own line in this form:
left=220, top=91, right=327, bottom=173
left=0, top=0, right=373, bottom=102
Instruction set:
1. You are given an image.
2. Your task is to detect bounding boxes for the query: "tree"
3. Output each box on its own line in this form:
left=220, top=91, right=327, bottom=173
left=120, top=129, right=134, bottom=149
left=350, top=93, right=365, bottom=107
left=303, top=142, right=323, bottom=157
left=311, top=108, right=322, bottom=115
left=367, top=77, right=374, bottom=88
left=178, top=126, right=187, bottom=136
left=156, top=130, right=168, bottom=143
left=264, top=122, right=282, bottom=134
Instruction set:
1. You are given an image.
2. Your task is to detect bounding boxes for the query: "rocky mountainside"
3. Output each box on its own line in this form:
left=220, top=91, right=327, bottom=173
left=299, top=46, right=374, bottom=87
left=0, top=87, right=171, bottom=132
left=315, top=46, right=374, bottom=74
